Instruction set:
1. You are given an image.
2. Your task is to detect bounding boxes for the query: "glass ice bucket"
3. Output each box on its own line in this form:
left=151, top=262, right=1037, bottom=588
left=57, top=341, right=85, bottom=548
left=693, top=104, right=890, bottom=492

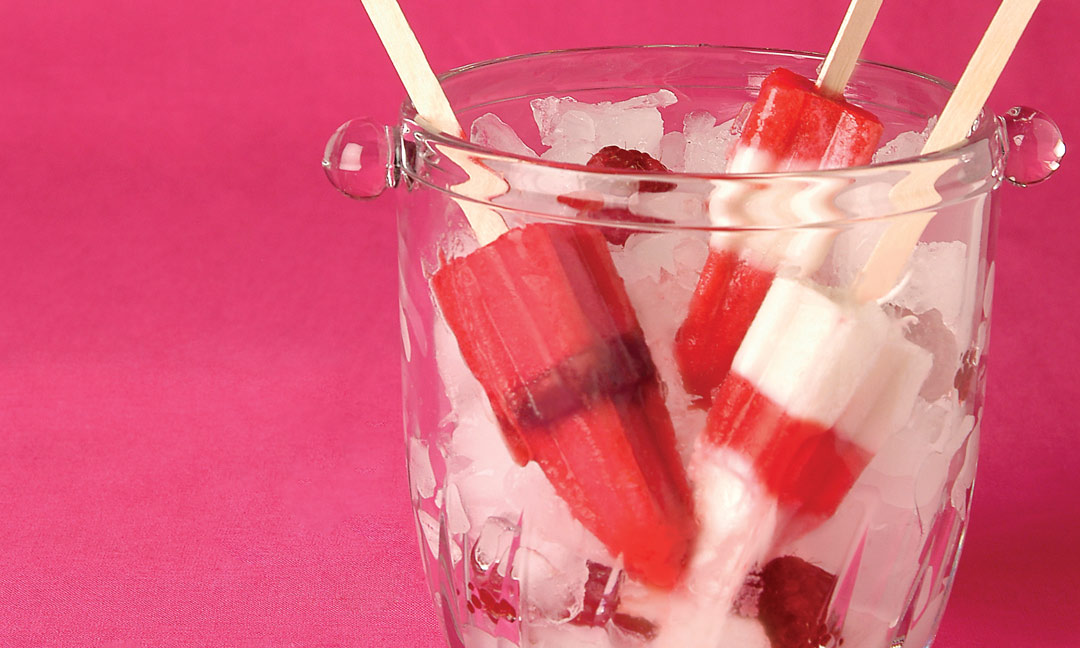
left=324, top=46, right=1063, bottom=648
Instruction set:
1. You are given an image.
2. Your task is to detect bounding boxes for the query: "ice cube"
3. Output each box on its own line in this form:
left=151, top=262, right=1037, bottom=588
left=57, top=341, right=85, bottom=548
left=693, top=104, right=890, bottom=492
left=446, top=482, right=471, bottom=536
left=471, top=113, right=538, bottom=157
left=658, top=131, right=687, bottom=171
left=530, top=90, right=677, bottom=162
left=435, top=312, right=492, bottom=414
left=890, top=241, right=969, bottom=330
left=950, top=421, right=979, bottom=515
left=473, top=516, right=521, bottom=580
left=871, top=117, right=936, bottom=164
left=482, top=461, right=613, bottom=624
left=540, top=140, right=598, bottom=165
left=417, top=508, right=440, bottom=559
left=683, top=110, right=717, bottom=136
left=466, top=516, right=522, bottom=636
left=714, top=615, right=770, bottom=648
left=914, top=413, right=976, bottom=530
left=872, top=131, right=925, bottom=164
left=838, top=608, right=894, bottom=648
left=409, top=436, right=437, bottom=500
left=609, top=231, right=710, bottom=457
left=815, top=216, right=891, bottom=288
left=460, top=625, right=519, bottom=648
left=570, top=561, right=623, bottom=628
left=522, top=623, right=611, bottom=648
left=516, top=545, right=590, bottom=624
left=627, top=190, right=707, bottom=226
left=892, top=307, right=961, bottom=401
left=682, top=113, right=739, bottom=173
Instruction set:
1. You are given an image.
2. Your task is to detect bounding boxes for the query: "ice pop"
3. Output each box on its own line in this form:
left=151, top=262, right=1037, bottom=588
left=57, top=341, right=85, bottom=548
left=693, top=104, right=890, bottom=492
left=431, top=223, right=696, bottom=589
left=704, top=278, right=931, bottom=523
left=653, top=277, right=930, bottom=647
left=675, top=67, right=885, bottom=404
left=361, top=0, right=697, bottom=590
left=661, top=2, right=1041, bottom=639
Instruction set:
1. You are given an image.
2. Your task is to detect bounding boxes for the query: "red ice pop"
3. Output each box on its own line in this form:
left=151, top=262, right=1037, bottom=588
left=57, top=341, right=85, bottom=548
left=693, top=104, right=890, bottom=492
left=675, top=68, right=885, bottom=405
left=431, top=223, right=696, bottom=589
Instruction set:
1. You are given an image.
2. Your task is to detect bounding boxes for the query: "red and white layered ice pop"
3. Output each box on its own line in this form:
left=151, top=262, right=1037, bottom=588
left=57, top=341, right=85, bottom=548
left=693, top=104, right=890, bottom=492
left=706, top=278, right=932, bottom=524
left=660, top=0, right=1042, bottom=636
left=675, top=67, right=885, bottom=405
left=431, top=223, right=697, bottom=589
left=654, top=277, right=930, bottom=646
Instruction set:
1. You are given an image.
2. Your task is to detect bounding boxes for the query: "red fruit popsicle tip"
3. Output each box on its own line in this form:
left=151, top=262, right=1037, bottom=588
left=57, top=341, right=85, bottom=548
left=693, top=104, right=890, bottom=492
left=730, top=67, right=884, bottom=174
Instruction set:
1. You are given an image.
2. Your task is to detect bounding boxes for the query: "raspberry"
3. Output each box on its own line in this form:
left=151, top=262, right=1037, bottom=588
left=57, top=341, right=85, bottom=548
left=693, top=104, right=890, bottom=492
left=556, top=193, right=606, bottom=212
left=465, top=581, right=518, bottom=624
left=612, top=613, right=658, bottom=640
left=556, top=146, right=675, bottom=245
left=586, top=146, right=675, bottom=194
left=585, top=207, right=669, bottom=245
left=757, top=556, right=839, bottom=648
left=954, top=347, right=986, bottom=404
left=464, top=526, right=519, bottom=626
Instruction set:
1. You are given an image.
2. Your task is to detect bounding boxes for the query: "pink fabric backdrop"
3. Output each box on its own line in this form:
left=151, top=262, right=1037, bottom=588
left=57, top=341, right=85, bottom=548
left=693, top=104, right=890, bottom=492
left=1, top=0, right=1077, bottom=645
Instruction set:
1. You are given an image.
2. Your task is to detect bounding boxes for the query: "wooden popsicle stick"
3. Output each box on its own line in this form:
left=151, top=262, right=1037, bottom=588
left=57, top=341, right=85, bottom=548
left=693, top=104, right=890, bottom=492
left=817, top=0, right=885, bottom=97
left=851, top=0, right=1040, bottom=303
left=360, top=0, right=508, bottom=245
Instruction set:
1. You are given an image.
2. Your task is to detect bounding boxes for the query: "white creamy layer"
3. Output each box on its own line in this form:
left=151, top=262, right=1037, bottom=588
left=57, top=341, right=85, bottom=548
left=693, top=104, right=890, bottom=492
left=731, top=278, right=931, bottom=449
left=727, top=145, right=777, bottom=175
left=835, top=323, right=933, bottom=454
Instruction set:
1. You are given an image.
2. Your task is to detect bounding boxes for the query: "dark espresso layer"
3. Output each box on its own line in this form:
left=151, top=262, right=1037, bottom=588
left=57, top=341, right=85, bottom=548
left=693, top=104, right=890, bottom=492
left=505, top=333, right=657, bottom=428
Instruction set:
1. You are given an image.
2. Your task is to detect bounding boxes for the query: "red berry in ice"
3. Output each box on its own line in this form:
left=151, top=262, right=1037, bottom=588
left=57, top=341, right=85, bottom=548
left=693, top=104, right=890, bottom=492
left=464, top=527, right=520, bottom=626
left=586, top=145, right=675, bottom=194
left=556, top=193, right=606, bottom=212
left=954, top=347, right=986, bottom=404
left=758, top=556, right=838, bottom=648
left=466, top=580, right=518, bottom=624
left=556, top=147, right=675, bottom=245
left=587, top=207, right=670, bottom=245
left=612, top=613, right=658, bottom=640
left=570, top=561, right=623, bottom=627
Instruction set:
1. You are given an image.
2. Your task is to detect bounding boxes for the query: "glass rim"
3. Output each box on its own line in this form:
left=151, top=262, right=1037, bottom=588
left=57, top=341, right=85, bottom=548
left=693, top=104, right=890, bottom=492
left=398, top=43, right=999, bottom=183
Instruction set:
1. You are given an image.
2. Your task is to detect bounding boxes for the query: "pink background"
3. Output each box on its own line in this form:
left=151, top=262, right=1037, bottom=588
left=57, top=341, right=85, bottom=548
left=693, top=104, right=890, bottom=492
left=1, top=0, right=1077, bottom=646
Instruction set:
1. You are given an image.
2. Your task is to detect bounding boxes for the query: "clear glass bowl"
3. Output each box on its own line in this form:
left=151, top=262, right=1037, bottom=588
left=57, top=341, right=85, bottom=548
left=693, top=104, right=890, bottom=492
left=327, top=45, right=1064, bottom=648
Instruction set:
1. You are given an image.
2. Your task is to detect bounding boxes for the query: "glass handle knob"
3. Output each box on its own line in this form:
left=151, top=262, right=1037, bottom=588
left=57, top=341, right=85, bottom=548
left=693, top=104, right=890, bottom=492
left=323, top=118, right=396, bottom=199
left=1000, top=106, right=1065, bottom=187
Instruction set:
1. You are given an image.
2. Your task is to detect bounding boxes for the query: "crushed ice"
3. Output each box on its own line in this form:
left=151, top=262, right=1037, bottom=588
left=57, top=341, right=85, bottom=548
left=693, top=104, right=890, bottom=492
left=872, top=117, right=937, bottom=164
left=530, top=90, right=677, bottom=164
